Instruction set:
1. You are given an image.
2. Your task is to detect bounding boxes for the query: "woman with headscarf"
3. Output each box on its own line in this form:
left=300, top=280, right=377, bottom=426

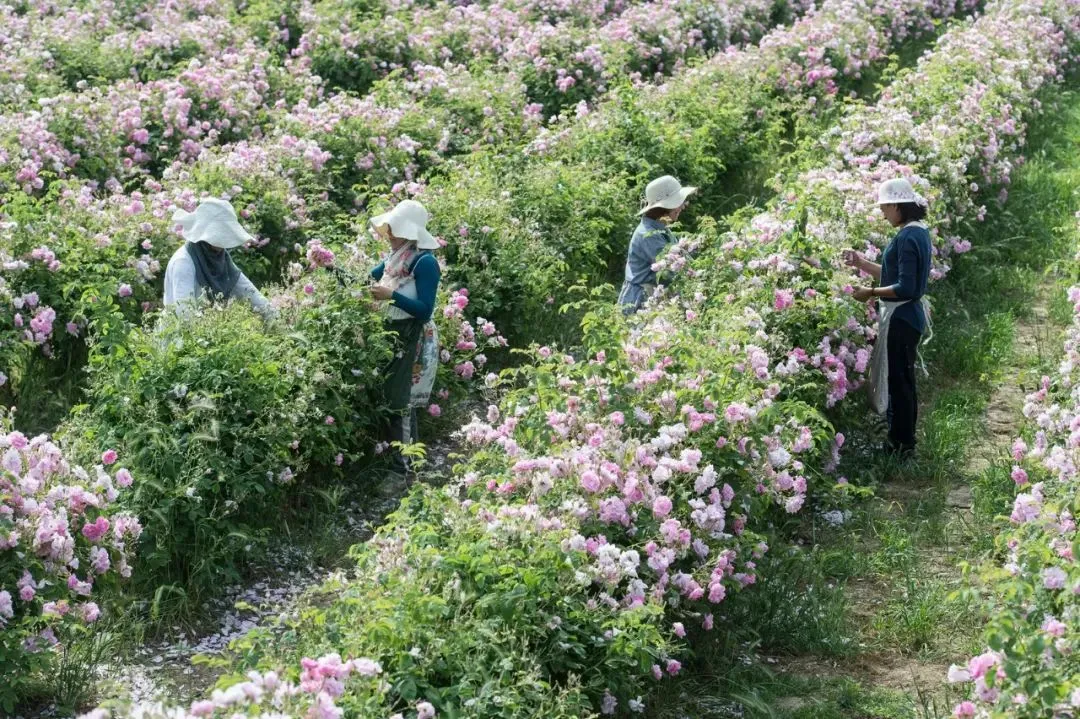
left=164, top=198, right=274, bottom=320
left=368, top=199, right=442, bottom=471
left=843, top=178, right=933, bottom=458
left=618, top=175, right=697, bottom=315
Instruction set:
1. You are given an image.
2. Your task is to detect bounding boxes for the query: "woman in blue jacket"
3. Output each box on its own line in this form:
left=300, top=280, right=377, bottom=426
left=844, top=179, right=932, bottom=457
left=369, top=200, right=442, bottom=467
left=618, top=175, right=697, bottom=314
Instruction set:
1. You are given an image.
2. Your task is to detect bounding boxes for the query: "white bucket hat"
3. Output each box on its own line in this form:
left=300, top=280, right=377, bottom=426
left=639, top=175, right=697, bottom=215
left=877, top=178, right=928, bottom=207
left=172, top=198, right=254, bottom=250
left=369, top=200, right=439, bottom=250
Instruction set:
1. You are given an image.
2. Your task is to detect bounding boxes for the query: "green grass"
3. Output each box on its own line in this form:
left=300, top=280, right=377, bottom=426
left=867, top=573, right=980, bottom=659
left=916, top=385, right=989, bottom=482
left=645, top=664, right=942, bottom=719
left=722, top=546, right=857, bottom=656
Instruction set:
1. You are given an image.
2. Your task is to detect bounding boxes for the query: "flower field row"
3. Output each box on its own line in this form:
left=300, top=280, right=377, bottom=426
left=0, top=240, right=507, bottom=705
left=0, top=0, right=810, bottom=231
left=60, top=245, right=507, bottom=598
left=2, top=0, right=796, bottom=116
left=411, top=0, right=980, bottom=341
left=296, top=0, right=798, bottom=114
left=664, top=0, right=1079, bottom=408
left=0, top=0, right=800, bottom=201
left=945, top=217, right=1080, bottom=717
left=0, top=0, right=255, bottom=109
left=70, top=0, right=1080, bottom=715
left=0, top=0, right=977, bottom=432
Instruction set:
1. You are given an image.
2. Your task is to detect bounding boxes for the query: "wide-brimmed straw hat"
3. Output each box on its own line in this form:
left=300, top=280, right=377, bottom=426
left=369, top=200, right=439, bottom=250
left=639, top=175, right=697, bottom=215
left=877, top=178, right=928, bottom=207
left=172, top=198, right=254, bottom=250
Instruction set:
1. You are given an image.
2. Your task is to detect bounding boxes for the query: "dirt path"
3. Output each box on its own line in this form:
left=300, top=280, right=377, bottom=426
left=765, top=291, right=1057, bottom=716
left=84, top=436, right=464, bottom=711
left=958, top=299, right=1052, bottom=480
left=95, top=488, right=404, bottom=706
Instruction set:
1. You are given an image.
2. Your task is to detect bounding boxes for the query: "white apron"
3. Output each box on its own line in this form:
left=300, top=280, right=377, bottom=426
left=868, top=299, right=932, bottom=414
left=867, top=221, right=932, bottom=415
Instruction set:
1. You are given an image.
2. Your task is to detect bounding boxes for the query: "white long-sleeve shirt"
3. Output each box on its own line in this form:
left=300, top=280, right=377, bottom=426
left=163, top=244, right=273, bottom=319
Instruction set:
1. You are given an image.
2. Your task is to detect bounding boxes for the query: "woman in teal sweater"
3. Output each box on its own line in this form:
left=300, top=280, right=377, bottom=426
left=368, top=200, right=442, bottom=469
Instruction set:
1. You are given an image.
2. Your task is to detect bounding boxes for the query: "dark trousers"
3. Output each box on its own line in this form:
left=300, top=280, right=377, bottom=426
left=886, top=318, right=922, bottom=450
left=382, top=318, right=424, bottom=471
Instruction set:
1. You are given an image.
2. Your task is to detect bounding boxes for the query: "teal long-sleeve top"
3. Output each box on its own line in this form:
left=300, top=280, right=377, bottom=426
left=879, top=223, right=932, bottom=333
left=370, top=253, right=441, bottom=322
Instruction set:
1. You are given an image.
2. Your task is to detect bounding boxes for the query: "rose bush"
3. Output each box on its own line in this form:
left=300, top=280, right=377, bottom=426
left=945, top=215, right=1080, bottom=718
left=85, top=652, right=420, bottom=719
left=0, top=0, right=257, bottom=109
left=0, top=419, right=141, bottom=712
left=56, top=237, right=505, bottom=607
left=296, top=0, right=797, bottom=112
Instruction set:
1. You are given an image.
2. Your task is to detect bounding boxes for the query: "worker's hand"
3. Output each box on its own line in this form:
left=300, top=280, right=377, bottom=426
left=851, top=286, right=875, bottom=302
left=369, top=285, right=394, bottom=301
left=842, top=249, right=865, bottom=270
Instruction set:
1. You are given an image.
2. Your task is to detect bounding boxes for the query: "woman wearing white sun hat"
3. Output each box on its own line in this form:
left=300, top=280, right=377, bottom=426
left=843, top=178, right=933, bottom=458
left=164, top=198, right=274, bottom=320
left=368, top=199, right=442, bottom=467
left=618, top=175, right=697, bottom=314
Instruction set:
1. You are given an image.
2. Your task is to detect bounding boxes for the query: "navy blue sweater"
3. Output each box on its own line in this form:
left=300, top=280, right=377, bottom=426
left=879, top=223, right=932, bottom=333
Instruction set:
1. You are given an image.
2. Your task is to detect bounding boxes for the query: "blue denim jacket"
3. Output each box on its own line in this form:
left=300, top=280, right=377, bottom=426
left=617, top=217, right=674, bottom=313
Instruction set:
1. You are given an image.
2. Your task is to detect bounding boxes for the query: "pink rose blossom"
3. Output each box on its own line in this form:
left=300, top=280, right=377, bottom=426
left=652, top=495, right=673, bottom=518
left=953, top=702, right=976, bottom=718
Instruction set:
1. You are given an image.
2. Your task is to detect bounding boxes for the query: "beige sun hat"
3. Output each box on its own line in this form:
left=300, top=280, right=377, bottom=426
left=877, top=178, right=928, bottom=207
left=639, top=175, right=697, bottom=215
left=171, top=198, right=254, bottom=250
left=369, top=200, right=439, bottom=250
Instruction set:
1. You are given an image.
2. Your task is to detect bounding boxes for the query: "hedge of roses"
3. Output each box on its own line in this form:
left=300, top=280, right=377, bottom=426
left=944, top=216, right=1080, bottom=717
left=293, top=0, right=797, bottom=113
left=0, top=423, right=141, bottom=712
left=662, top=0, right=1080, bottom=411
left=55, top=241, right=505, bottom=606
left=0, top=0, right=256, bottom=109
left=414, top=0, right=980, bottom=342
left=79, top=0, right=1080, bottom=716
left=0, top=0, right=806, bottom=205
